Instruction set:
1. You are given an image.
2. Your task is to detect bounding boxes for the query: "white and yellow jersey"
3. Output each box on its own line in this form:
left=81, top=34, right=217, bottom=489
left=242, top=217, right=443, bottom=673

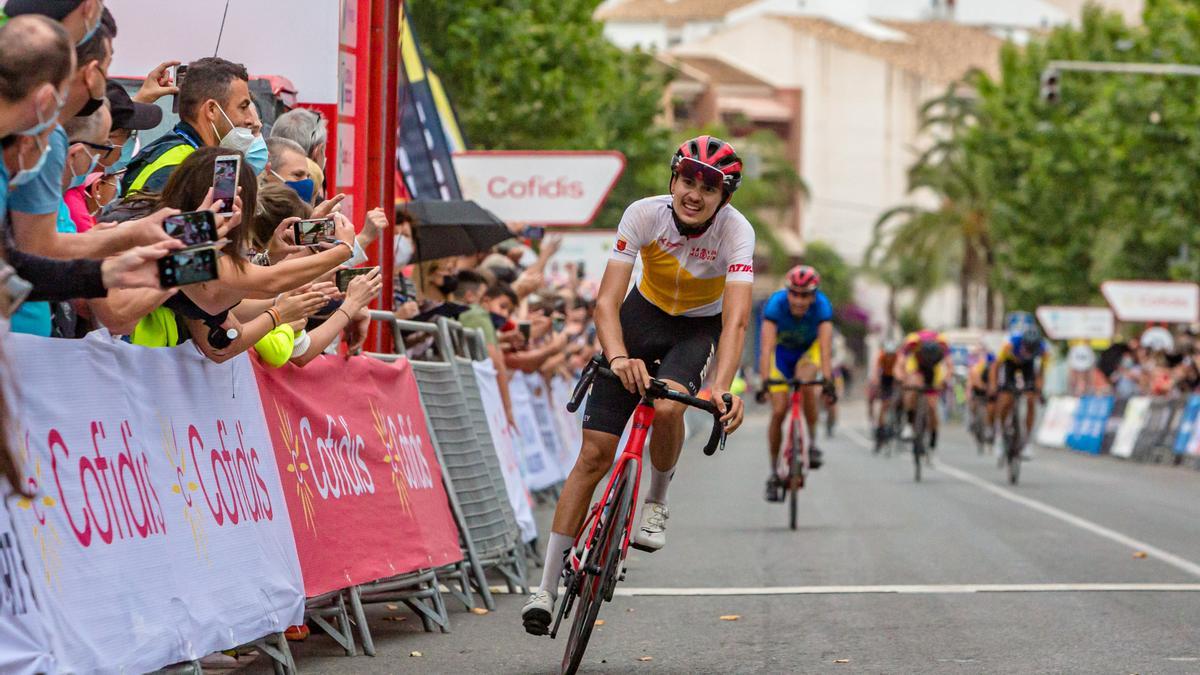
left=609, top=196, right=755, bottom=317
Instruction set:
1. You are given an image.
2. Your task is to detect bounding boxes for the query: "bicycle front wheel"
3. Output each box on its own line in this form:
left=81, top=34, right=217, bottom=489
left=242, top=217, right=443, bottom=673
left=789, top=419, right=802, bottom=531
left=562, top=465, right=632, bottom=675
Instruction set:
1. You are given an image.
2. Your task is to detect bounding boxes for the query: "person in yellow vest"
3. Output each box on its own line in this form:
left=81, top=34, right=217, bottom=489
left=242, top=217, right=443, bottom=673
left=120, top=57, right=257, bottom=196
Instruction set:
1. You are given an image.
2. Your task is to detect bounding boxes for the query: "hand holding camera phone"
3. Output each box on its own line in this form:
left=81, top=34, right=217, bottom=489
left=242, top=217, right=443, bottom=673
left=335, top=267, right=380, bottom=293
left=158, top=210, right=220, bottom=288
left=211, top=155, right=240, bottom=217
left=293, top=217, right=337, bottom=246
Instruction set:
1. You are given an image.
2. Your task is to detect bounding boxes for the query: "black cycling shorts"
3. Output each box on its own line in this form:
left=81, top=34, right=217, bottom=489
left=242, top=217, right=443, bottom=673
left=582, top=289, right=722, bottom=437
left=998, top=360, right=1035, bottom=391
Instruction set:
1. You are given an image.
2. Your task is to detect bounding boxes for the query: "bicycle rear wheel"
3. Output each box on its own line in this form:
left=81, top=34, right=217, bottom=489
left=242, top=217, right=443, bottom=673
left=561, top=465, right=632, bottom=675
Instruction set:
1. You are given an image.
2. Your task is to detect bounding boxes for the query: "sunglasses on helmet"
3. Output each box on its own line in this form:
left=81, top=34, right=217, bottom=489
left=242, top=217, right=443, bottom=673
left=675, top=157, right=725, bottom=190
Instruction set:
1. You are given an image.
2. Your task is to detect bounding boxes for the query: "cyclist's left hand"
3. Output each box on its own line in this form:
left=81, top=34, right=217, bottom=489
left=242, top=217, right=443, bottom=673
left=822, top=381, right=838, bottom=405
left=713, top=389, right=745, bottom=433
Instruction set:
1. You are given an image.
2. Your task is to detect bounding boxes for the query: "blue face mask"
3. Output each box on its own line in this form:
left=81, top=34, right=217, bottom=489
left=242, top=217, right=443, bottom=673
left=78, top=3, right=102, bottom=46
left=11, top=136, right=50, bottom=187
left=244, top=134, right=269, bottom=175
left=68, top=149, right=100, bottom=190
left=19, top=87, right=66, bottom=137
left=284, top=178, right=315, bottom=204
left=105, top=133, right=139, bottom=175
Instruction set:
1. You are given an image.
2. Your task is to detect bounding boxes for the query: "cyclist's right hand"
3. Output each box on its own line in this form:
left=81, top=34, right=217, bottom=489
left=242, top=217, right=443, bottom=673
left=754, top=387, right=769, bottom=405
left=611, top=356, right=651, bottom=396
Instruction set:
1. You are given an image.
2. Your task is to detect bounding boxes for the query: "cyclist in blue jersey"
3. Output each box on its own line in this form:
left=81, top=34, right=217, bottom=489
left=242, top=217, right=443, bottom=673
left=756, top=265, right=836, bottom=500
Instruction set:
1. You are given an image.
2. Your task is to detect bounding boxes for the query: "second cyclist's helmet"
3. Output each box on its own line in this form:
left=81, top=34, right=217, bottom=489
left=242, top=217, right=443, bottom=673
left=786, top=265, right=820, bottom=291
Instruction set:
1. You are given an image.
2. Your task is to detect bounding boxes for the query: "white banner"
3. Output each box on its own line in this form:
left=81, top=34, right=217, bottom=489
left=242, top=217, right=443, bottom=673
left=454, top=151, right=625, bottom=225
left=0, top=491, right=59, bottom=675
left=549, top=377, right=582, bottom=473
left=1035, top=306, right=1115, bottom=340
left=521, top=373, right=569, bottom=478
left=1110, top=396, right=1151, bottom=459
left=507, top=375, right=563, bottom=491
left=1035, top=396, right=1079, bottom=449
left=471, top=361, right=538, bottom=543
left=5, top=333, right=304, bottom=673
left=1101, top=281, right=1200, bottom=324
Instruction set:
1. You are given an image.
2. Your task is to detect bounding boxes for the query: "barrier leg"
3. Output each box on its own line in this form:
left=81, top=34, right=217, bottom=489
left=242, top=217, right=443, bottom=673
left=250, top=632, right=296, bottom=675
left=306, top=591, right=357, bottom=656
left=346, top=586, right=376, bottom=657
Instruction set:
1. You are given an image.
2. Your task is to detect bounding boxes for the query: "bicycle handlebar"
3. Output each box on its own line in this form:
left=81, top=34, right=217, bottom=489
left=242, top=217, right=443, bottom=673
left=567, top=356, right=731, bottom=456
left=763, top=377, right=825, bottom=389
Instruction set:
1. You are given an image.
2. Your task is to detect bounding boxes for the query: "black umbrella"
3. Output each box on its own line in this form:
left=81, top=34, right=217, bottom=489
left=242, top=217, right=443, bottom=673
left=401, top=200, right=514, bottom=262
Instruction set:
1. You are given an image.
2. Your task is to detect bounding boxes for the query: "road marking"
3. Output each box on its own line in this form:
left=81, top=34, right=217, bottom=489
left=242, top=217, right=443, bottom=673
left=488, top=583, right=1200, bottom=596
left=609, top=583, right=1200, bottom=597
left=844, top=427, right=1200, bottom=580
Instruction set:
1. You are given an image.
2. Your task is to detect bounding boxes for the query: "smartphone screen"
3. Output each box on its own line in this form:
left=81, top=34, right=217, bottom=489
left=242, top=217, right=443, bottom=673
left=294, top=218, right=335, bottom=246
left=336, top=267, right=377, bottom=293
left=171, top=64, right=187, bottom=114
left=158, top=249, right=218, bottom=288
left=212, top=155, right=239, bottom=214
left=163, top=210, right=217, bottom=247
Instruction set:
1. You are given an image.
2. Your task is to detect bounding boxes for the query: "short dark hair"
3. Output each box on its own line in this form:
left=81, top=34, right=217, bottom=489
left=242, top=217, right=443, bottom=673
left=0, top=15, right=73, bottom=103
left=73, top=23, right=109, bottom=72
left=159, top=146, right=257, bottom=261
left=455, top=269, right=489, bottom=299
left=179, top=57, right=250, bottom=122
left=484, top=283, right=518, bottom=306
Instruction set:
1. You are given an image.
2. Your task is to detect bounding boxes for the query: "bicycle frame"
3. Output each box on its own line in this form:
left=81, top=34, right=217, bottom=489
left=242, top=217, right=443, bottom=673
left=781, top=387, right=808, bottom=482
left=564, top=400, right=654, bottom=585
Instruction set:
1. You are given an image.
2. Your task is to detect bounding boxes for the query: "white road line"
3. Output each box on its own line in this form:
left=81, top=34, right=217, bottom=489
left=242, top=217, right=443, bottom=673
left=844, top=427, right=1200, bottom=580
left=611, top=583, right=1200, bottom=597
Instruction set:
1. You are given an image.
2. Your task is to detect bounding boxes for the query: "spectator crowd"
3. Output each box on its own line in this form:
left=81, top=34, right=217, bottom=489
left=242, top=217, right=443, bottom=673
left=1069, top=326, right=1200, bottom=399
left=0, top=0, right=599, bottom=492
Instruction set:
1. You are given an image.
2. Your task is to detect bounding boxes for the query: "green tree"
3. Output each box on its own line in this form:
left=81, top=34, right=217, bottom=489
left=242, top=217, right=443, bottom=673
left=408, top=0, right=672, bottom=225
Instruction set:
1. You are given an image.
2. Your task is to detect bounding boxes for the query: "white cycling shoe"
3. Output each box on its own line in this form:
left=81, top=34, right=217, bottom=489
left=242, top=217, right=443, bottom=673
left=521, top=589, right=556, bottom=636
left=632, top=502, right=668, bottom=552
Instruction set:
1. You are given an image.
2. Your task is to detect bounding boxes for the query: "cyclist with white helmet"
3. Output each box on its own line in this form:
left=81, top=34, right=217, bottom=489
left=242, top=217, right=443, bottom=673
left=756, top=265, right=836, bottom=501
left=522, top=136, right=755, bottom=635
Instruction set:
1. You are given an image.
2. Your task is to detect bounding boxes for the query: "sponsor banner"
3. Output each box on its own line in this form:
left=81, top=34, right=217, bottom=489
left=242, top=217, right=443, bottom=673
left=507, top=375, right=563, bottom=491
left=1110, top=396, right=1151, bottom=459
left=0, top=493, right=58, bottom=675
left=1176, top=395, right=1200, bottom=456
left=1036, top=396, right=1079, bottom=448
left=6, top=334, right=304, bottom=673
left=253, top=355, right=461, bottom=597
left=454, top=151, right=625, bottom=226
left=1101, top=280, right=1200, bottom=324
left=1035, top=306, right=1115, bottom=341
left=521, top=372, right=569, bottom=475
left=1066, top=395, right=1113, bottom=455
left=471, top=360, right=537, bottom=543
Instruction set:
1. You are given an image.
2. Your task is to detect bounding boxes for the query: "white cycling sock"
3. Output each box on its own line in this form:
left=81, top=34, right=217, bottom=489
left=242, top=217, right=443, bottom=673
left=646, top=466, right=673, bottom=506
left=538, top=532, right=575, bottom=598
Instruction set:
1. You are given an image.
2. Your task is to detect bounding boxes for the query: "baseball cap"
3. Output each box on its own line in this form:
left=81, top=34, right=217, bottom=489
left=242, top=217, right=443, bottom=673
left=4, top=0, right=85, bottom=21
left=106, top=81, right=161, bottom=131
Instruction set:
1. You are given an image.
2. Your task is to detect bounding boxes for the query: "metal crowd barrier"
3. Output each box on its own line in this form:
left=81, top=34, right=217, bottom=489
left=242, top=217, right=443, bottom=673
left=367, top=312, right=526, bottom=612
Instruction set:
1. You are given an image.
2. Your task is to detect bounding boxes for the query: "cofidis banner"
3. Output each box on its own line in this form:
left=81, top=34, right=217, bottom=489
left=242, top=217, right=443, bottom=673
left=5, top=333, right=304, bottom=674
left=253, top=354, right=461, bottom=597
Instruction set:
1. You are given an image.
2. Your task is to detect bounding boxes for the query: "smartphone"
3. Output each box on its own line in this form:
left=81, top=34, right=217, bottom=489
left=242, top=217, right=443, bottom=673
left=336, top=267, right=377, bottom=293
left=517, top=320, right=532, bottom=342
left=158, top=248, right=218, bottom=288
left=212, top=154, right=240, bottom=216
left=577, top=261, right=586, bottom=280
left=294, top=217, right=336, bottom=246
left=523, top=226, right=545, bottom=241
left=552, top=316, right=565, bottom=333
left=171, top=64, right=187, bottom=114
left=163, top=210, right=217, bottom=247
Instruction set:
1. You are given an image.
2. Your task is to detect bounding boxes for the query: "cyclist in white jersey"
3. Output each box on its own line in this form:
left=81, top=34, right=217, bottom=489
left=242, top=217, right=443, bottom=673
left=522, top=136, right=755, bottom=635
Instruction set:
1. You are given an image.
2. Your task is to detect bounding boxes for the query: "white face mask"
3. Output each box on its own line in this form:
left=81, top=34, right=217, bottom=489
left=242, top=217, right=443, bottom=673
left=394, top=235, right=414, bottom=267
left=212, top=103, right=255, bottom=152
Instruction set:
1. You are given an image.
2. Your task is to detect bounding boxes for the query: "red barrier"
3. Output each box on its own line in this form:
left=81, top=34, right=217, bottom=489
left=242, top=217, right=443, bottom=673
left=254, top=355, right=462, bottom=597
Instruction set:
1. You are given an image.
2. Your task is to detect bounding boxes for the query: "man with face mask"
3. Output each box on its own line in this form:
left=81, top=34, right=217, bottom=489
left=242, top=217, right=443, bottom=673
left=61, top=99, right=109, bottom=231
left=120, top=57, right=255, bottom=196
left=4, top=0, right=104, bottom=46
left=0, top=15, right=73, bottom=139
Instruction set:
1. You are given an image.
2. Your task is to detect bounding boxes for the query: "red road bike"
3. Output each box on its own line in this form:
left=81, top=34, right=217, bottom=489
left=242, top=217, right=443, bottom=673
left=765, top=377, right=823, bottom=530
left=551, top=357, right=729, bottom=675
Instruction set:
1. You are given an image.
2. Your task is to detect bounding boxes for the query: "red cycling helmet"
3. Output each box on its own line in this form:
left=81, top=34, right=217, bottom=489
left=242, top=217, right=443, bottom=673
left=670, top=135, right=743, bottom=195
left=786, top=265, right=820, bottom=291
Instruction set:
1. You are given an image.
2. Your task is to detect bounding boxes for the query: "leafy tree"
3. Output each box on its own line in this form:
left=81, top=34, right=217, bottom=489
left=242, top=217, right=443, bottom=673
left=408, top=0, right=672, bottom=226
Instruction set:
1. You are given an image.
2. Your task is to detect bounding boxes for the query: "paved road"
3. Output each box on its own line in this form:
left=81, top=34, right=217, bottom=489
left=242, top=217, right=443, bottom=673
left=240, top=401, right=1200, bottom=674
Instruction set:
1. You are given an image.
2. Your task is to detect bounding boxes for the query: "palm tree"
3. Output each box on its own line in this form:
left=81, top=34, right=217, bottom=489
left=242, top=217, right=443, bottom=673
left=865, top=80, right=997, bottom=328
